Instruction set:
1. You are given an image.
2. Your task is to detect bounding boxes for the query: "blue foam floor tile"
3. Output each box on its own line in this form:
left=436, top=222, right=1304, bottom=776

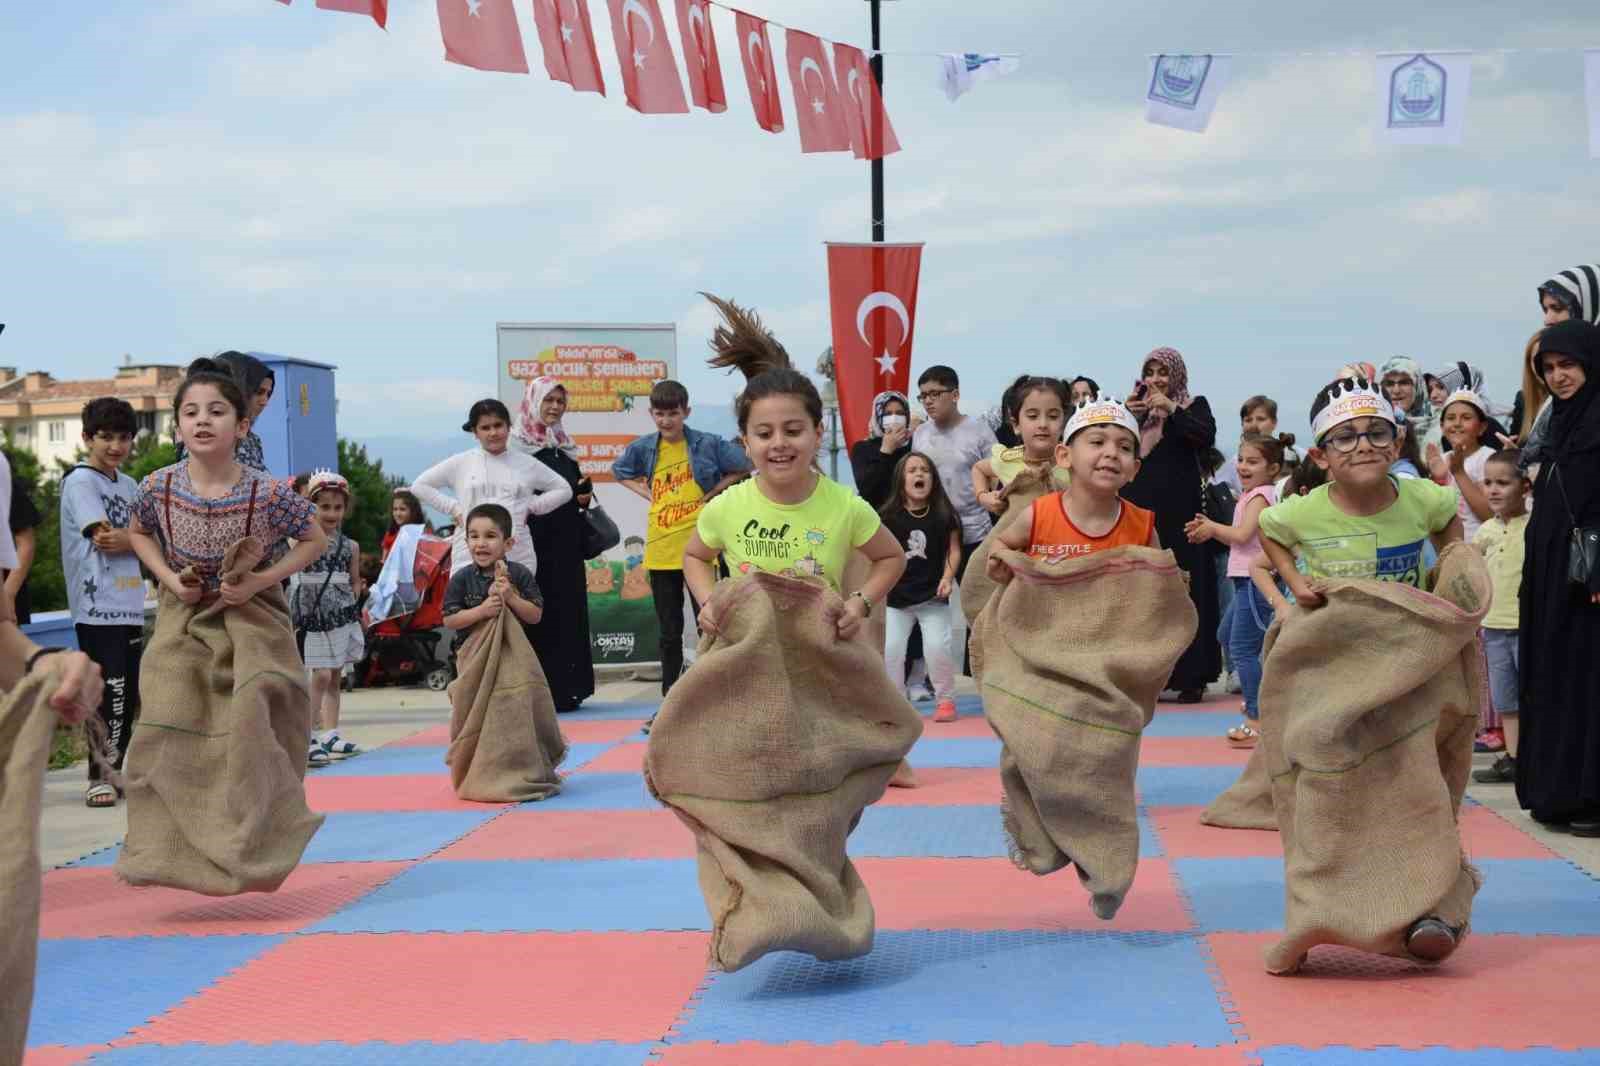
left=310, top=858, right=709, bottom=933
left=1259, top=1050, right=1600, bottom=1065
left=315, top=746, right=452, bottom=777
left=1174, top=857, right=1283, bottom=932
left=905, top=736, right=1003, bottom=768
left=1143, top=711, right=1240, bottom=739
left=547, top=772, right=659, bottom=810
left=557, top=742, right=614, bottom=771
left=1135, top=764, right=1245, bottom=807
left=300, top=811, right=500, bottom=863
left=84, top=1042, right=657, bottom=1065
left=850, top=806, right=1162, bottom=859
left=675, top=929, right=1233, bottom=1046
left=30, top=936, right=283, bottom=1046
left=61, top=843, right=122, bottom=868
left=1470, top=858, right=1600, bottom=935
left=560, top=700, right=659, bottom=721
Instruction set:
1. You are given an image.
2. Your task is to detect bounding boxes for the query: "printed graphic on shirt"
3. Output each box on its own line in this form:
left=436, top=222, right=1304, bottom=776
left=905, top=529, right=927, bottom=561
left=1299, top=532, right=1425, bottom=587
left=729, top=518, right=830, bottom=580
left=645, top=438, right=704, bottom=570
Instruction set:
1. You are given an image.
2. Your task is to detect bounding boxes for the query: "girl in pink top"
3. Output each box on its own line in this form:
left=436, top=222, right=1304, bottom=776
left=1185, top=432, right=1291, bottom=747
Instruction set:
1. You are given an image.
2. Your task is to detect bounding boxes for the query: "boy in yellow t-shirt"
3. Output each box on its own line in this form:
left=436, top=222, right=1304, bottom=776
left=613, top=380, right=751, bottom=696
left=1471, top=449, right=1531, bottom=786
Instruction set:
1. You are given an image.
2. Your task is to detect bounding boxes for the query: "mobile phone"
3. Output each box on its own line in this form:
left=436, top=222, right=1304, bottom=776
left=1132, top=382, right=1148, bottom=400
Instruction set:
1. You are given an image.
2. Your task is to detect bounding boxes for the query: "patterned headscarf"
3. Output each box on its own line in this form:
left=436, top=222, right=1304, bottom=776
left=867, top=389, right=911, bottom=439
left=1137, top=347, right=1191, bottom=455
left=1539, top=264, right=1600, bottom=325
left=515, top=376, right=579, bottom=458
left=1379, top=356, right=1436, bottom=444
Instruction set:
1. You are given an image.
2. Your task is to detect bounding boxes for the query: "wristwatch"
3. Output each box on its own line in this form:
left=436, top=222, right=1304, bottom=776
left=850, top=591, right=874, bottom=617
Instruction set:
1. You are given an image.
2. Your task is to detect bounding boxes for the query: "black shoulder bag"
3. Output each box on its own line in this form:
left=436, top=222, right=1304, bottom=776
left=295, top=532, right=343, bottom=658
left=1550, top=463, right=1600, bottom=589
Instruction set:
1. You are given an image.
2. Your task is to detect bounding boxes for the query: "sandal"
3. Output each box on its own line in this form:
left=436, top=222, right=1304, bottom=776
left=1226, top=722, right=1259, bottom=749
left=307, top=742, right=331, bottom=768
left=85, top=782, right=118, bottom=808
left=321, top=733, right=361, bottom=758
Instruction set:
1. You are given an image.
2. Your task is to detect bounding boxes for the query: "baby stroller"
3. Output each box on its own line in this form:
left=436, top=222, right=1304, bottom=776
left=356, top=525, right=453, bottom=692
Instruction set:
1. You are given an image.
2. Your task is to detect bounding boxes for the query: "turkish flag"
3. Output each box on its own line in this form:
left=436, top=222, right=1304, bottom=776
left=674, top=0, right=726, bottom=112
left=316, top=0, right=387, bottom=28
left=827, top=242, right=924, bottom=450
left=530, top=0, right=606, bottom=94
left=785, top=31, right=850, bottom=153
left=437, top=0, right=529, bottom=73
left=833, top=44, right=900, bottom=160
left=607, top=0, right=689, bottom=114
left=733, top=10, right=782, bottom=133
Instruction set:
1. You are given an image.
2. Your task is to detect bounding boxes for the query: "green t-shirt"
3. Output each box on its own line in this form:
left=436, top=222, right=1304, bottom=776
left=696, top=474, right=881, bottom=594
left=1257, top=477, right=1458, bottom=589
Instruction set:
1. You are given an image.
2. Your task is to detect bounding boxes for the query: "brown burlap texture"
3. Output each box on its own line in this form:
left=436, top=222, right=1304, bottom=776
left=117, top=538, right=324, bottom=896
left=1200, top=741, right=1276, bottom=830
left=644, top=570, right=923, bottom=972
left=0, top=669, right=62, bottom=1065
left=446, top=605, right=567, bottom=802
left=1262, top=541, right=1491, bottom=973
left=973, top=546, right=1197, bottom=919
left=959, top=466, right=1071, bottom=627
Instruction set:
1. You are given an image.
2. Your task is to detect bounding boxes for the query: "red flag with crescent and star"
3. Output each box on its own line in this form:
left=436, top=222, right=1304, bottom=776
left=785, top=30, right=850, bottom=153
left=827, top=242, right=925, bottom=450
left=674, top=0, right=726, bottom=112
left=607, top=0, right=690, bottom=113
left=436, top=0, right=528, bottom=73
left=832, top=43, right=900, bottom=160
left=531, top=0, right=606, bottom=94
left=734, top=10, right=783, bottom=133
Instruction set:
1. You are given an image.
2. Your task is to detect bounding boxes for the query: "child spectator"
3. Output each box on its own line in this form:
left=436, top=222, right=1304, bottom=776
left=382, top=488, right=431, bottom=561
left=59, top=398, right=146, bottom=808
left=1471, top=450, right=1530, bottom=785
left=442, top=503, right=545, bottom=649
left=290, top=471, right=366, bottom=766
left=881, top=452, right=962, bottom=723
left=4, top=470, right=39, bottom=625
left=1426, top=389, right=1494, bottom=541
left=972, top=376, right=1070, bottom=514
left=613, top=380, right=750, bottom=696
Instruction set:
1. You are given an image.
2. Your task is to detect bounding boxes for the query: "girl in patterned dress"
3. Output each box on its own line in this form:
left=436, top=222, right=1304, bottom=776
left=290, top=471, right=366, bottom=766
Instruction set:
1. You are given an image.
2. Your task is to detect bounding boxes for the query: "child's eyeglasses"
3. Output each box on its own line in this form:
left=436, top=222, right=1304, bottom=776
left=1322, top=424, right=1397, bottom=454
left=918, top=388, right=952, bottom=404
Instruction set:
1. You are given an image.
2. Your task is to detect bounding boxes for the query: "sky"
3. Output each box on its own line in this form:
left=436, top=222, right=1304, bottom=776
left=5, top=1, right=1598, bottom=479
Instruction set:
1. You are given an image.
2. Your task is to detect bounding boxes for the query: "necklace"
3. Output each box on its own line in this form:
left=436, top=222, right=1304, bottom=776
left=906, top=504, right=930, bottom=518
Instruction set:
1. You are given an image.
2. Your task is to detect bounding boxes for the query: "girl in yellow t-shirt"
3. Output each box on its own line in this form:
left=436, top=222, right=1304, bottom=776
left=972, top=375, right=1071, bottom=515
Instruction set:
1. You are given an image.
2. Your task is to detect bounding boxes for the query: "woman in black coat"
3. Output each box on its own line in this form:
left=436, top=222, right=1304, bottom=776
left=515, top=377, right=596, bottom=712
left=849, top=390, right=913, bottom=509
left=1122, top=347, right=1221, bottom=702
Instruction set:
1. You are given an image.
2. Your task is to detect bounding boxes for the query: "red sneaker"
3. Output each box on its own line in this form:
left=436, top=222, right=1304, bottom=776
left=933, top=699, right=958, bottom=723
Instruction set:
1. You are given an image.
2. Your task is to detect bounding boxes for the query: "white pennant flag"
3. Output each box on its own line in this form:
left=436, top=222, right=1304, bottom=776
left=1585, top=50, right=1600, bottom=159
left=1376, top=52, right=1472, bottom=146
left=1144, top=54, right=1230, bottom=132
left=938, top=53, right=1020, bottom=102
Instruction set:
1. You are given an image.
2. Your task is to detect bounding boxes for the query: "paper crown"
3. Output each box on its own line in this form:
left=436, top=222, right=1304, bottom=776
left=1439, top=388, right=1488, bottom=419
left=1065, top=396, right=1140, bottom=445
left=305, top=469, right=350, bottom=499
left=1311, top=379, right=1396, bottom=442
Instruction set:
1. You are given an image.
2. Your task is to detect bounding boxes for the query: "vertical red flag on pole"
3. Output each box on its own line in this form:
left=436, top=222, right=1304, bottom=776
left=827, top=242, right=925, bottom=450
left=785, top=31, right=850, bottom=153
left=437, top=0, right=529, bottom=73
left=316, top=0, right=388, bottom=28
left=674, top=0, right=726, bottom=112
left=530, top=0, right=607, bottom=94
left=832, top=43, right=901, bottom=160
left=733, top=10, right=783, bottom=133
left=607, top=0, right=690, bottom=113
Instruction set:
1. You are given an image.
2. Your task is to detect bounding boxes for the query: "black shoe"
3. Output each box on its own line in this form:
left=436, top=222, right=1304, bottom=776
left=1404, top=917, right=1459, bottom=963
left=642, top=715, right=655, bottom=736
left=1570, top=813, right=1600, bottom=838
left=1472, top=755, right=1515, bottom=784
left=1175, top=689, right=1205, bottom=704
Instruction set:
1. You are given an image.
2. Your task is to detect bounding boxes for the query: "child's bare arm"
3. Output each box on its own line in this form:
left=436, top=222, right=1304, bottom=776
left=1261, top=536, right=1320, bottom=608
left=1250, top=548, right=1292, bottom=615
left=1430, top=514, right=1464, bottom=551
left=504, top=587, right=543, bottom=624
left=1454, top=466, right=1493, bottom=522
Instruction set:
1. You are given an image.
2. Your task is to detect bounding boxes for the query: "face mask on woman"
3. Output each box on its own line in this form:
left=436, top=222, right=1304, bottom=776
left=880, top=414, right=907, bottom=433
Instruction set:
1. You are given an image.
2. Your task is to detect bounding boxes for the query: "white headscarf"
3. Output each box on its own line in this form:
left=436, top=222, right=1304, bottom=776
left=515, top=376, right=580, bottom=459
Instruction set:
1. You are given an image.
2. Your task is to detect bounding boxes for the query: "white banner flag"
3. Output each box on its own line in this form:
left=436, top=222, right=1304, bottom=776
left=1145, top=54, right=1230, bottom=133
left=1376, top=52, right=1472, bottom=146
left=1586, top=50, right=1600, bottom=159
left=937, top=53, right=1020, bottom=102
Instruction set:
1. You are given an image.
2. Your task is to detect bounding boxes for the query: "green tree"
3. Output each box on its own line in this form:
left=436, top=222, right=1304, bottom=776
left=2, top=439, right=66, bottom=614
left=125, top=433, right=177, bottom=483
left=337, top=438, right=394, bottom=552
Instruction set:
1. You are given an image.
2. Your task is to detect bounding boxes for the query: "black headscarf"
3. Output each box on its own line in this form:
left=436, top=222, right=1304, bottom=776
left=213, top=351, right=274, bottom=397
left=1538, top=319, right=1600, bottom=459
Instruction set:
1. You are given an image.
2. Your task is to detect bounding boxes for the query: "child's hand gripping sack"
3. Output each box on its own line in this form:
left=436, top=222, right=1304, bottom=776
left=959, top=465, right=1069, bottom=627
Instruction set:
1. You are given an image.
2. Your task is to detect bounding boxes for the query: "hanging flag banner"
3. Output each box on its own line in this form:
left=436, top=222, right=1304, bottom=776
left=826, top=242, right=925, bottom=451
left=734, top=10, right=783, bottom=133
left=607, top=0, right=690, bottom=113
left=1145, top=54, right=1230, bottom=133
left=531, top=0, right=607, bottom=94
left=436, top=0, right=528, bottom=74
left=834, top=43, right=901, bottom=160
left=1586, top=50, right=1600, bottom=159
left=786, top=30, right=851, bottom=153
left=938, top=53, right=1020, bottom=102
left=315, top=0, right=387, bottom=28
left=1376, top=51, right=1472, bottom=146
left=674, top=0, right=727, bottom=112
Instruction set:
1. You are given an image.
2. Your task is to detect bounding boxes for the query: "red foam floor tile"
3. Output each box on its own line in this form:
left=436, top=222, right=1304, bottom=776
left=386, top=723, right=452, bottom=747
left=873, top=767, right=1002, bottom=807
left=434, top=808, right=695, bottom=860
left=860, top=857, right=1193, bottom=932
left=656, top=1043, right=1251, bottom=1064
left=1459, top=805, right=1560, bottom=860
left=23, top=1048, right=97, bottom=1066
left=1209, top=932, right=1600, bottom=1049
left=919, top=716, right=999, bottom=739
left=128, top=931, right=710, bottom=1044
left=306, top=773, right=491, bottom=812
left=1141, top=738, right=1252, bottom=767
left=1148, top=806, right=1283, bottom=859
left=580, top=741, right=647, bottom=774
left=39, top=862, right=410, bottom=939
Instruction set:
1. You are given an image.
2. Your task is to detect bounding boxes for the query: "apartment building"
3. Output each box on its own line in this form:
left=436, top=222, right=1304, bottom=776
left=0, top=359, right=181, bottom=469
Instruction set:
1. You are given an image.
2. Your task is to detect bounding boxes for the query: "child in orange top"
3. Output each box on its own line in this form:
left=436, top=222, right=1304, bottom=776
left=989, top=397, right=1158, bottom=581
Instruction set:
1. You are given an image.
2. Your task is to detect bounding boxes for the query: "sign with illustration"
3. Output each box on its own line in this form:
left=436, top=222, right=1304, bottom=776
left=497, top=322, right=676, bottom=664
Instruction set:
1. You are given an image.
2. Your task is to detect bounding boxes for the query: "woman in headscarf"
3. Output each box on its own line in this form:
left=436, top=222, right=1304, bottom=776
left=1069, top=376, right=1100, bottom=406
left=514, top=376, right=595, bottom=712
left=1515, top=319, right=1600, bottom=835
left=1379, top=357, right=1439, bottom=451
left=1123, top=347, right=1221, bottom=702
left=1515, top=268, right=1600, bottom=476
left=849, top=390, right=913, bottom=510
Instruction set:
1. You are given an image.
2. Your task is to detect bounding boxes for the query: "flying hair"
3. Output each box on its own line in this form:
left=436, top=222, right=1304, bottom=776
left=701, top=292, right=823, bottom=431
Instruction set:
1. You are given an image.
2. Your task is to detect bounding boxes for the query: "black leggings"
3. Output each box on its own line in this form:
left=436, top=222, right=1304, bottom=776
left=74, top=623, right=143, bottom=784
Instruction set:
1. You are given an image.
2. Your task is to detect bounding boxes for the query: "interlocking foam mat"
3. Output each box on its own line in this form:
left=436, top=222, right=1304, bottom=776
left=28, top=694, right=1600, bottom=1063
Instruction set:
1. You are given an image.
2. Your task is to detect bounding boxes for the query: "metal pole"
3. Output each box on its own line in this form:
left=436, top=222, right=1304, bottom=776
left=869, top=0, right=884, bottom=243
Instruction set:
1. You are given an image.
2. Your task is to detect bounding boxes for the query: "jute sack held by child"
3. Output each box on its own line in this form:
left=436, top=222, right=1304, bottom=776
left=442, top=504, right=566, bottom=802
left=959, top=464, right=1069, bottom=629
left=644, top=294, right=921, bottom=971
left=975, top=397, right=1196, bottom=919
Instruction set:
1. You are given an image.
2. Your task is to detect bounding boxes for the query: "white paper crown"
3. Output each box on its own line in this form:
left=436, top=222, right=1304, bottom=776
left=1311, top=380, right=1396, bottom=442
left=305, top=468, right=350, bottom=499
left=1439, top=388, right=1488, bottom=419
left=1065, top=396, right=1140, bottom=445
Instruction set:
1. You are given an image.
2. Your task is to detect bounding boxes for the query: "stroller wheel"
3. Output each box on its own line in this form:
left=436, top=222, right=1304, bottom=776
left=425, top=667, right=452, bottom=692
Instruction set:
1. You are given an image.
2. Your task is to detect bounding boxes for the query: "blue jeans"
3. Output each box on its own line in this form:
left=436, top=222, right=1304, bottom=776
left=1226, top=577, right=1273, bottom=720
left=1215, top=553, right=1235, bottom=670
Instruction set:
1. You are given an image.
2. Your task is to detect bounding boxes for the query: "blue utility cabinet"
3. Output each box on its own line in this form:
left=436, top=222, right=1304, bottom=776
left=248, top=354, right=338, bottom=478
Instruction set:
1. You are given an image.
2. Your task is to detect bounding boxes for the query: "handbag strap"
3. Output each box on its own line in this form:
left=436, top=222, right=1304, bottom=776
left=303, top=532, right=343, bottom=618
left=1551, top=462, right=1579, bottom=527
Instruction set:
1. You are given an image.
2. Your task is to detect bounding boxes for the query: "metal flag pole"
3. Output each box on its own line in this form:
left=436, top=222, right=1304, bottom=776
left=869, top=0, right=885, bottom=243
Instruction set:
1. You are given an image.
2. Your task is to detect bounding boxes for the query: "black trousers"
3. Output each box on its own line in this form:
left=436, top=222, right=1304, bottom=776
left=75, top=623, right=143, bottom=784
left=649, top=569, right=702, bottom=698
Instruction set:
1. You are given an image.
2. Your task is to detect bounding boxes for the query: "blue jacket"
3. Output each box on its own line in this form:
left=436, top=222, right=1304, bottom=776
left=611, top=425, right=750, bottom=492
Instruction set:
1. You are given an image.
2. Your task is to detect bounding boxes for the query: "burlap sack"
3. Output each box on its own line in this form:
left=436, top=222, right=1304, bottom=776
left=446, top=604, right=566, bottom=802
left=0, top=670, right=62, bottom=1065
left=960, top=466, right=1071, bottom=627
left=1262, top=542, right=1491, bottom=973
left=644, top=571, right=924, bottom=972
left=117, top=538, right=325, bottom=896
left=973, top=546, right=1197, bottom=919
left=1199, top=742, right=1276, bottom=830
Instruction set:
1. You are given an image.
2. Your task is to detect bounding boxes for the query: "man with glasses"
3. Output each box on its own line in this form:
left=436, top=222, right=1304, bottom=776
left=912, top=366, right=997, bottom=672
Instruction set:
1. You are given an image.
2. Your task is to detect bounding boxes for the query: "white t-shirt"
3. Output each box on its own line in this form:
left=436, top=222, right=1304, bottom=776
left=1447, top=446, right=1491, bottom=543
left=913, top=415, right=998, bottom=546
left=61, top=464, right=147, bottom=626
left=411, top=446, right=574, bottom=575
